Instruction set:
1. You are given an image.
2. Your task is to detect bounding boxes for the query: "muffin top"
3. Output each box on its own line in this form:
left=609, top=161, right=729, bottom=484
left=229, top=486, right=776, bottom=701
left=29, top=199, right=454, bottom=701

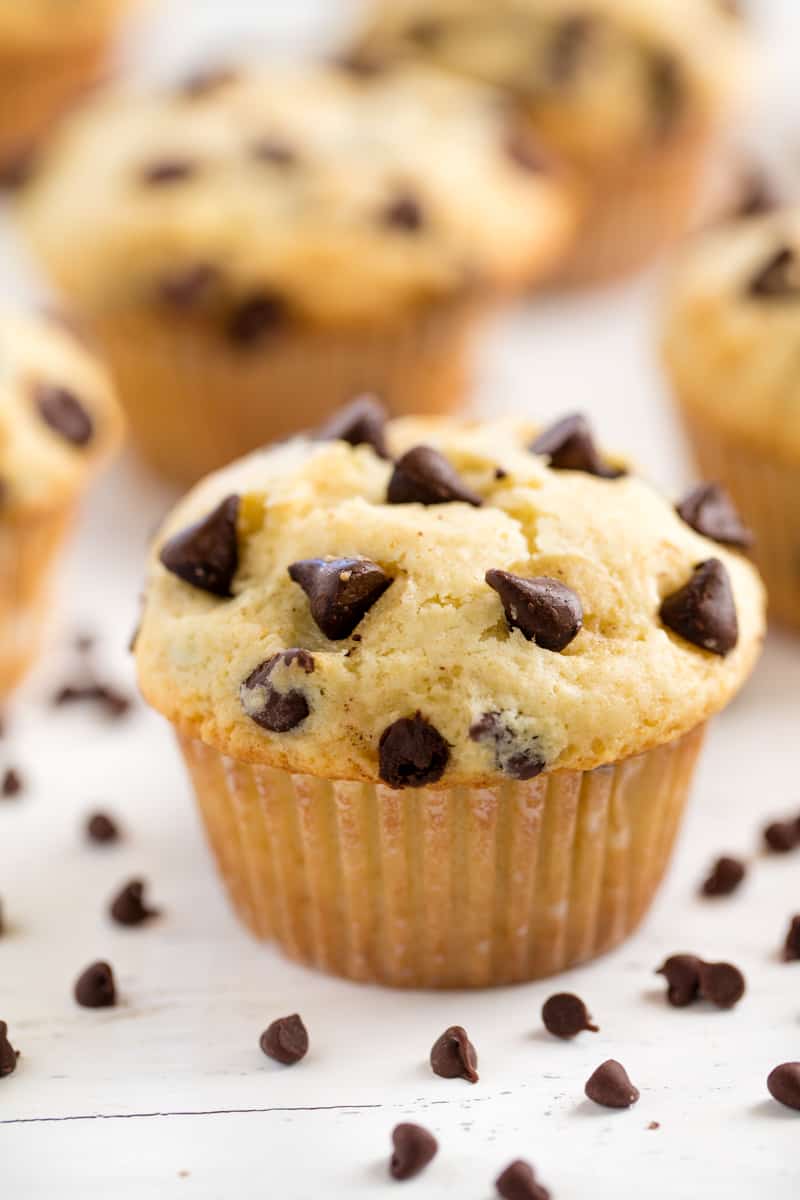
left=663, top=210, right=800, bottom=466
left=20, top=62, right=575, bottom=329
left=135, top=404, right=764, bottom=788
left=0, top=1, right=135, bottom=48
left=0, top=309, right=122, bottom=513
left=355, top=0, right=747, bottom=163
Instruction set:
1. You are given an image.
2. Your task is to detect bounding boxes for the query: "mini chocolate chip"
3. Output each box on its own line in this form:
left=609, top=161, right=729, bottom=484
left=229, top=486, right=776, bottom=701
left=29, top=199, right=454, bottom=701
left=288, top=557, right=393, bottom=640
left=86, top=812, right=120, bottom=844
left=390, top=1123, right=438, bottom=1181
left=379, top=714, right=450, bottom=789
left=547, top=14, right=598, bottom=85
left=74, top=960, right=116, bottom=1008
left=382, top=192, right=425, bottom=232
left=676, top=483, right=753, bottom=550
left=649, top=53, right=684, bottom=140
left=251, top=138, right=297, bottom=167
left=1, top=768, right=23, bottom=798
left=226, top=292, right=287, bottom=346
left=529, top=414, right=624, bottom=478
left=494, top=467, right=508, bottom=480
left=782, top=915, right=800, bottom=962
left=388, top=445, right=482, bottom=506
left=0, top=1021, right=19, bottom=1077
left=35, top=383, right=93, bottom=446
left=764, top=820, right=799, bottom=853
left=767, top=1063, right=800, bottom=1111
left=541, top=993, right=598, bottom=1039
left=698, top=960, right=746, bottom=1009
left=701, top=856, right=746, bottom=897
left=648, top=1121, right=661, bottom=1131
left=240, top=650, right=314, bottom=733
left=53, top=681, right=131, bottom=719
left=157, top=263, right=220, bottom=308
left=749, top=246, right=800, bottom=298
left=496, top=1159, right=550, bottom=1200
left=179, top=67, right=239, bottom=98
left=109, top=879, right=159, bottom=927
left=430, top=1025, right=478, bottom=1083
left=259, top=1014, right=308, bottom=1065
left=316, top=394, right=389, bottom=458
left=485, top=571, right=583, bottom=651
left=469, top=712, right=545, bottom=780
left=656, top=954, right=703, bottom=1007
left=584, top=1060, right=640, bottom=1109
left=659, top=559, right=738, bottom=656
left=141, top=159, right=196, bottom=185
left=159, top=495, right=240, bottom=598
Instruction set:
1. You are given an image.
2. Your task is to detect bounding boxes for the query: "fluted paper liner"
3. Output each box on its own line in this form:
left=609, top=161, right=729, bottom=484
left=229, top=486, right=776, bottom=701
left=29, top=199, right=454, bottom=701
left=178, top=724, right=705, bottom=988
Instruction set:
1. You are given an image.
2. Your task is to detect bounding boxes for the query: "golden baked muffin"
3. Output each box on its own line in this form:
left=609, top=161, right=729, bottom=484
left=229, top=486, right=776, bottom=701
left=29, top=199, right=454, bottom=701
left=135, top=403, right=764, bottom=988
left=354, top=0, right=748, bottom=284
left=0, top=0, right=140, bottom=183
left=20, top=61, right=575, bottom=484
left=0, top=309, right=123, bottom=695
left=663, top=209, right=800, bottom=631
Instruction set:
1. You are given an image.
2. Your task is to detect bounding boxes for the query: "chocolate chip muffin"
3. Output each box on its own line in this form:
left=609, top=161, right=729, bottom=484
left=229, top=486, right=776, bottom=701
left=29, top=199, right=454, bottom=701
left=0, top=308, right=122, bottom=694
left=354, top=0, right=748, bottom=284
left=20, top=62, right=575, bottom=484
left=135, top=402, right=764, bottom=987
left=663, top=210, right=800, bottom=631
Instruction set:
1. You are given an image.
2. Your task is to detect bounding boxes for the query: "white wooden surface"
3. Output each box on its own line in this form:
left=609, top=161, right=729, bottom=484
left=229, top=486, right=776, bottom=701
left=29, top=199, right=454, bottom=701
left=2, top=2, right=800, bottom=1196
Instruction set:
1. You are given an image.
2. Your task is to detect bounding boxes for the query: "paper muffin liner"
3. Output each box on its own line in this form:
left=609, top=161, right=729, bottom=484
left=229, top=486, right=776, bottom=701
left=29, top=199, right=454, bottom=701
left=177, top=724, right=705, bottom=989
left=89, top=299, right=486, bottom=485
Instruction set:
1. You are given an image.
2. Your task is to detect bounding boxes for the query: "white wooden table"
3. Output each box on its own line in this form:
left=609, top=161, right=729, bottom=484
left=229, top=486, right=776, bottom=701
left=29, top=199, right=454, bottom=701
left=2, top=2, right=800, bottom=1196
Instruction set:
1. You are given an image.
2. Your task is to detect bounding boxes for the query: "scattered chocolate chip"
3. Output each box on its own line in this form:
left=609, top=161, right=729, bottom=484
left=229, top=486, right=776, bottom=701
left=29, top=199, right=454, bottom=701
left=157, top=263, right=220, bottom=308
left=226, top=292, right=287, bottom=346
left=86, top=812, right=120, bottom=845
left=648, top=1121, right=661, bottom=1131
left=698, top=960, right=746, bottom=1009
left=251, top=138, right=297, bottom=167
left=649, top=53, right=684, bottom=139
left=74, top=960, right=116, bottom=1008
left=584, top=1060, right=639, bottom=1109
left=390, top=1123, right=438, bottom=1181
left=469, top=713, right=545, bottom=780
left=496, top=1159, right=550, bottom=1200
left=547, top=14, right=597, bottom=85
left=109, top=880, right=159, bottom=927
left=159, top=495, right=240, bottom=598
left=529, top=414, right=624, bottom=478
left=388, top=445, right=482, bottom=506
left=430, top=1025, right=478, bottom=1083
left=749, top=246, right=800, bottom=299
left=701, top=856, right=746, bottom=897
left=288, top=557, right=393, bottom=639
left=240, top=650, right=314, bottom=733
left=381, top=191, right=425, bottom=232
left=782, top=915, right=800, bottom=962
left=764, top=820, right=799, bottom=853
left=541, top=993, right=598, bottom=1039
left=53, top=681, right=131, bottom=719
left=379, top=714, right=450, bottom=789
left=494, top=467, right=508, bottom=480
left=141, top=159, right=196, bottom=186
left=767, top=1063, right=800, bottom=1111
left=259, top=1014, right=308, bottom=1065
left=485, top=571, right=583, bottom=651
left=34, top=383, right=93, bottom=446
left=0, top=1021, right=19, bottom=1077
left=676, top=483, right=753, bottom=550
left=179, top=66, right=239, bottom=98
left=1, top=768, right=23, bottom=798
left=316, top=394, right=389, bottom=458
left=659, top=559, right=738, bottom=656
left=657, top=954, right=703, bottom=1007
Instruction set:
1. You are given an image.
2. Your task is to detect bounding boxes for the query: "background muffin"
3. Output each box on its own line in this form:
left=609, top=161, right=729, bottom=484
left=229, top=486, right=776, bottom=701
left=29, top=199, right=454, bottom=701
left=20, top=61, right=575, bottom=484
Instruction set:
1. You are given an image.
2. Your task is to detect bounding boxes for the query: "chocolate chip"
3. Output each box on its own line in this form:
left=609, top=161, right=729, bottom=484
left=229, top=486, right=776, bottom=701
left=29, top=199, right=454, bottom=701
left=34, top=383, right=94, bottom=446
left=698, top=960, right=746, bottom=1009
left=584, top=1060, right=639, bottom=1109
left=0, top=145, right=38, bottom=191
left=735, top=167, right=776, bottom=218
left=541, top=993, right=598, bottom=1039
left=485, top=571, right=583, bottom=651
left=388, top=445, right=482, bottom=506
left=406, top=18, right=442, bottom=47
left=141, top=159, right=196, bottom=185
left=749, top=246, right=800, bottom=298
left=767, top=1063, right=800, bottom=1111
left=240, top=650, right=314, bottom=733
left=0, top=1021, right=19, bottom=1077
left=1, top=768, right=23, bottom=798
left=390, top=1123, right=438, bottom=1181
left=157, top=263, right=220, bottom=308
left=316, top=394, right=389, bottom=458
left=333, top=51, right=387, bottom=79
left=53, top=681, right=131, bottom=719
left=649, top=53, right=684, bottom=139
left=86, top=812, right=120, bottom=844
left=529, top=414, right=624, bottom=478
left=74, top=961, right=116, bottom=1008
left=109, top=879, right=159, bottom=927
left=381, top=191, right=425, bottom=232
left=764, top=820, right=799, bottom=853
left=782, top=915, right=800, bottom=962
left=179, top=67, right=239, bottom=98
left=656, top=954, right=703, bottom=1007
left=259, top=1014, right=308, bottom=1065
left=547, top=15, right=597, bottom=85
left=659, top=559, right=738, bottom=656
left=251, top=138, right=298, bottom=167
left=159, top=495, right=240, bottom=597
left=701, top=856, right=746, bottom=897
left=430, top=1025, right=478, bottom=1083
left=288, top=557, right=392, bottom=639
left=226, top=292, right=287, bottom=346
left=469, top=713, right=545, bottom=780
left=648, top=1121, right=661, bottom=1131
left=676, top=483, right=753, bottom=550
left=379, top=714, right=450, bottom=789
left=496, top=1160, right=550, bottom=1200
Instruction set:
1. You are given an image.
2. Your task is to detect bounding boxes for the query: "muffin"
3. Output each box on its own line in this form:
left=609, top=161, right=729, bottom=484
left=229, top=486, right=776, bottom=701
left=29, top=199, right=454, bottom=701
left=354, top=0, right=748, bottom=284
left=135, top=403, right=764, bottom=988
left=0, top=1, right=139, bottom=184
left=0, top=309, right=122, bottom=695
left=663, top=209, right=800, bottom=631
left=20, top=62, right=575, bottom=485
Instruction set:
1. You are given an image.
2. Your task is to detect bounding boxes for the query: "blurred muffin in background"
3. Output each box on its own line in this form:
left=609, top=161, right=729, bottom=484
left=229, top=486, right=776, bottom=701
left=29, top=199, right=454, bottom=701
left=354, top=0, right=749, bottom=285
left=19, top=62, right=576, bottom=485
left=662, top=209, right=800, bottom=631
left=0, top=309, right=122, bottom=695
left=0, top=0, right=141, bottom=185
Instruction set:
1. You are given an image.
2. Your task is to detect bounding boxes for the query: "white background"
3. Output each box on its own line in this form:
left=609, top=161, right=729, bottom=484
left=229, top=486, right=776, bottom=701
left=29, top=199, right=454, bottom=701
left=2, top=2, right=800, bottom=1197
